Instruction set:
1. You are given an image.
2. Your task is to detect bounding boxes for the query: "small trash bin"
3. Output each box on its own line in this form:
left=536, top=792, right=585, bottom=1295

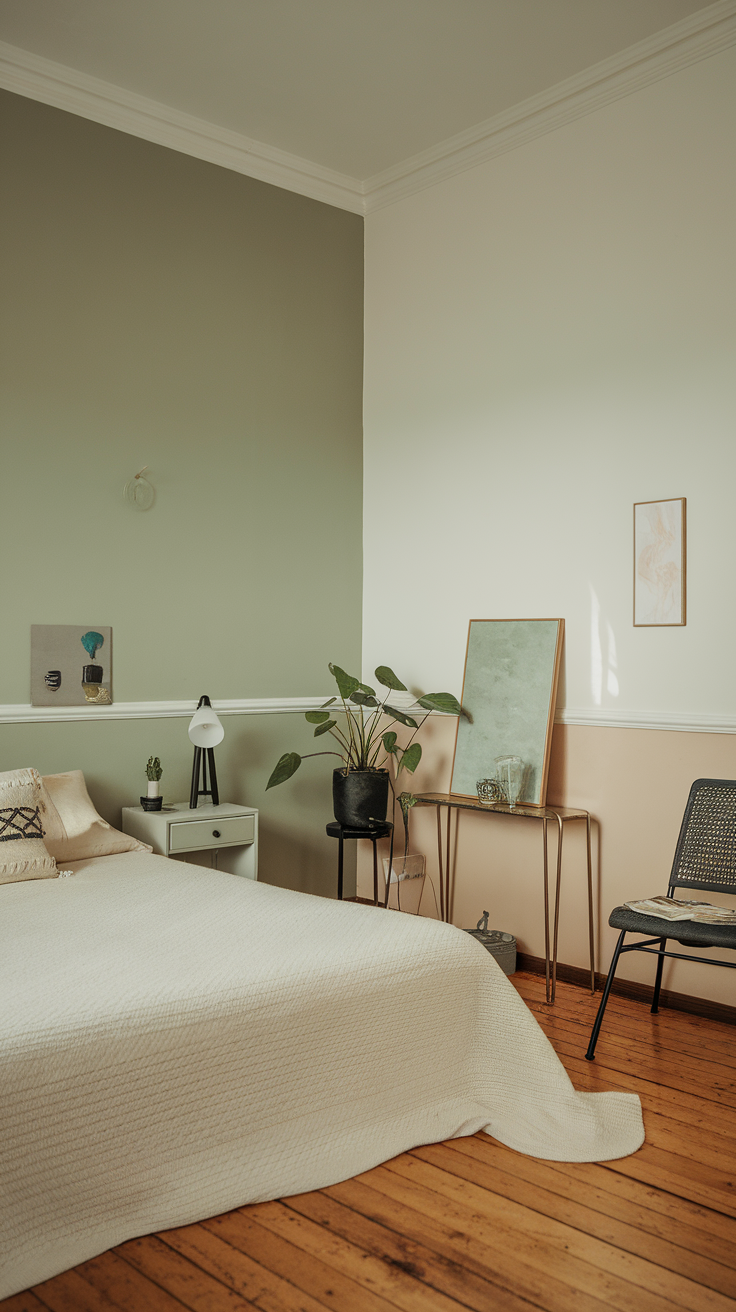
left=464, top=911, right=517, bottom=975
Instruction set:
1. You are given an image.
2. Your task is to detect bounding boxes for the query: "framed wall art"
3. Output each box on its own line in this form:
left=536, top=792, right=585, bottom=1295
left=31, top=626, right=112, bottom=706
left=450, top=618, right=564, bottom=808
left=633, top=498, right=686, bottom=627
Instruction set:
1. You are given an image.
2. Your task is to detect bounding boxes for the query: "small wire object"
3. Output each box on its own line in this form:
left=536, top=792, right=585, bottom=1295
left=476, top=778, right=505, bottom=805
left=123, top=467, right=155, bottom=510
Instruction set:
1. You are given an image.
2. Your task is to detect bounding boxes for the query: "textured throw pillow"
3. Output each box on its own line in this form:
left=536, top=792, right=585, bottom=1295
left=0, top=767, right=58, bottom=884
left=41, top=770, right=152, bottom=863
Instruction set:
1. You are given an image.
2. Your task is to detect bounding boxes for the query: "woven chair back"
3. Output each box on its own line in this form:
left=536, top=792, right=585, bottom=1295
left=669, top=778, right=736, bottom=894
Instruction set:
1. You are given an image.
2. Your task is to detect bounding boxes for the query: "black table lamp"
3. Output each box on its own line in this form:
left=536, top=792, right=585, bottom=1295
left=188, top=695, right=224, bottom=808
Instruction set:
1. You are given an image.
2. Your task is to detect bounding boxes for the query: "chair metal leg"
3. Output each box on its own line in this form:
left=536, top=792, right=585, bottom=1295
left=651, top=937, right=667, bottom=1013
left=585, top=929, right=627, bottom=1061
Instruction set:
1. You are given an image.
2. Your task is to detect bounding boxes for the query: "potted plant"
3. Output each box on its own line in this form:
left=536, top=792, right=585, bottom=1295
left=266, top=663, right=465, bottom=837
left=141, top=756, right=163, bottom=811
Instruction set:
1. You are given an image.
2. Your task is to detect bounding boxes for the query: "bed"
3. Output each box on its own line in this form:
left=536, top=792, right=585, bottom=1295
left=0, top=849, right=644, bottom=1299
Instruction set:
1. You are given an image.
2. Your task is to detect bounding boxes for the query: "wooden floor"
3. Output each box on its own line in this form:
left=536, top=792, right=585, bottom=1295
left=5, top=972, right=736, bottom=1312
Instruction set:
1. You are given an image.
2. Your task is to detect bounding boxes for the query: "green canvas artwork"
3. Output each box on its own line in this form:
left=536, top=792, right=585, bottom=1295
left=451, top=619, right=563, bottom=806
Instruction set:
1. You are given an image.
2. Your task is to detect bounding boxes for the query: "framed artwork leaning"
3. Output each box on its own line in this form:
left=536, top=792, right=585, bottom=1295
left=633, top=498, right=686, bottom=627
left=450, top=618, right=564, bottom=808
left=31, top=626, right=112, bottom=706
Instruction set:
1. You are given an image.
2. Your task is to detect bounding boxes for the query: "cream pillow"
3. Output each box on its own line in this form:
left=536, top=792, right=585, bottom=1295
left=0, top=767, right=58, bottom=885
left=41, top=770, right=152, bottom=863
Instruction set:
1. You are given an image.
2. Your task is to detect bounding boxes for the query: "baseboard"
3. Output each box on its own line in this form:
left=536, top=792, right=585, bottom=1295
left=517, top=952, right=736, bottom=1026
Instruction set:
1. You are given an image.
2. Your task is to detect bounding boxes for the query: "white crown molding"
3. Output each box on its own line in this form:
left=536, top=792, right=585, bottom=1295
left=2, top=3, right=735, bottom=217
left=556, top=707, right=736, bottom=735
left=0, top=696, right=330, bottom=725
left=0, top=41, right=364, bottom=214
left=363, top=0, right=736, bottom=211
left=2, top=696, right=735, bottom=734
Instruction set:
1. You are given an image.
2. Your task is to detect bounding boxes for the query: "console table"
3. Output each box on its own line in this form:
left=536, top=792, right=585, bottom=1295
left=413, top=793, right=595, bottom=1004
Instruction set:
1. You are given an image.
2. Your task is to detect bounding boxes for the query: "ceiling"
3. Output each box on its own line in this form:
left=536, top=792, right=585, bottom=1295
left=0, top=0, right=719, bottom=180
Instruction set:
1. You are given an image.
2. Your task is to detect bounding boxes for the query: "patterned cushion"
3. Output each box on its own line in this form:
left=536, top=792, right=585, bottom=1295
left=0, top=768, right=57, bottom=885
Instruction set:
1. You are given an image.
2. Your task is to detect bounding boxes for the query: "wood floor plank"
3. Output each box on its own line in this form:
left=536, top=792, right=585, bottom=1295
left=634, top=1109, right=736, bottom=1173
left=382, top=1152, right=734, bottom=1312
left=457, top=1134, right=736, bottom=1267
left=517, top=982, right=736, bottom=1061
left=603, top=1147, right=736, bottom=1219
left=285, top=1187, right=537, bottom=1312
left=204, top=1211, right=398, bottom=1312
left=116, top=1235, right=256, bottom=1311
left=531, top=1026, right=736, bottom=1111
left=75, top=1250, right=190, bottom=1312
left=544, top=1156, right=736, bottom=1250
left=242, top=1200, right=468, bottom=1312
left=30, top=1268, right=129, bottom=1312
left=431, top=1138, right=736, bottom=1299
left=325, top=1175, right=615, bottom=1312
left=160, top=1223, right=330, bottom=1312
left=521, top=1000, right=736, bottom=1073
left=357, top=1160, right=692, bottom=1312
left=0, top=1296, right=50, bottom=1312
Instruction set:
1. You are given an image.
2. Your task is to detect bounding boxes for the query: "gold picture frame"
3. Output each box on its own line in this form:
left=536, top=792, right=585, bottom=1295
left=633, top=498, right=686, bottom=627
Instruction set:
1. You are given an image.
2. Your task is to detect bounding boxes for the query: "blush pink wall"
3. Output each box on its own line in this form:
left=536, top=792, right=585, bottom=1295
left=358, top=718, right=736, bottom=1005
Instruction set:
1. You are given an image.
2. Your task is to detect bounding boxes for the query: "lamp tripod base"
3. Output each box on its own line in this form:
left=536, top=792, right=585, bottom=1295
left=189, top=746, right=220, bottom=809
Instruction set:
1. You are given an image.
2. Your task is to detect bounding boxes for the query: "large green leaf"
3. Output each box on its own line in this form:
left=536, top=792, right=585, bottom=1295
left=357, top=681, right=376, bottom=696
left=415, top=692, right=464, bottom=716
left=350, top=691, right=378, bottom=707
left=384, top=706, right=418, bottom=728
left=329, top=663, right=360, bottom=699
left=305, top=711, right=331, bottom=724
left=266, top=752, right=301, bottom=789
left=399, top=743, right=422, bottom=774
left=375, top=666, right=407, bottom=692
left=313, top=719, right=337, bottom=737
left=382, top=731, right=397, bottom=751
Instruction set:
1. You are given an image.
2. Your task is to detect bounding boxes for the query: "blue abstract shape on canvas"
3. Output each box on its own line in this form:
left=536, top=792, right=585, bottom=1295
left=81, top=631, right=104, bottom=662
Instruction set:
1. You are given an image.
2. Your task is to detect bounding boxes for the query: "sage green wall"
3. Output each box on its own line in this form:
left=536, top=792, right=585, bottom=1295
left=0, top=90, right=364, bottom=895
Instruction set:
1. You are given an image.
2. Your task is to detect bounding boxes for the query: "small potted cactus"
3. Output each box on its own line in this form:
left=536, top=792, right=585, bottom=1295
left=141, top=756, right=163, bottom=811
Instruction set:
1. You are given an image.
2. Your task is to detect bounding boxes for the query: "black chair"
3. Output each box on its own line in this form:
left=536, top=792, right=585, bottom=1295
left=586, top=778, right=736, bottom=1061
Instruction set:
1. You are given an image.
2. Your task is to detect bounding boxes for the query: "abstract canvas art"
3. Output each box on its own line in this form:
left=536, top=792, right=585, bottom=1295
left=31, top=626, right=112, bottom=706
left=450, top=618, right=564, bottom=807
left=633, top=499, right=686, bottom=626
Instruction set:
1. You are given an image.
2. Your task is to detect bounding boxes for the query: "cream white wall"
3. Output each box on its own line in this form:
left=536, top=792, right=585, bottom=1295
left=362, top=45, right=736, bottom=1001
left=363, top=45, right=736, bottom=717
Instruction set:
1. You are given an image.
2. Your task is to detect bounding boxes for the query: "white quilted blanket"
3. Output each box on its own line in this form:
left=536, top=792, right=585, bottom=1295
left=0, top=852, right=643, bottom=1298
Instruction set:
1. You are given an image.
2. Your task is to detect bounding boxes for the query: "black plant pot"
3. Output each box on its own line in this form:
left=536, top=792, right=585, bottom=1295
left=140, top=795, right=163, bottom=812
left=332, top=768, right=389, bottom=830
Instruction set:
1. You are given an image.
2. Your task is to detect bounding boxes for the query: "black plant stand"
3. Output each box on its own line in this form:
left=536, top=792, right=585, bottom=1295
left=326, top=820, right=394, bottom=905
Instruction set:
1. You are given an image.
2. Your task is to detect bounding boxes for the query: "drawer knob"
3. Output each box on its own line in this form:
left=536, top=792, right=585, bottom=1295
left=212, top=829, right=221, bottom=838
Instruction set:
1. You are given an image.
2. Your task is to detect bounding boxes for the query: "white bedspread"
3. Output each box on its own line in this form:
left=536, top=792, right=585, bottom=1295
left=0, top=852, right=643, bottom=1298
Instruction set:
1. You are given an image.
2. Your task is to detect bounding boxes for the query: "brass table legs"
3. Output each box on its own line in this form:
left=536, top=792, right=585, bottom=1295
left=433, top=806, right=596, bottom=1005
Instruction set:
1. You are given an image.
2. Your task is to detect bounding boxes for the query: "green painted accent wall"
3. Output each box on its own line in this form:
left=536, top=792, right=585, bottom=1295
left=0, top=91, right=364, bottom=895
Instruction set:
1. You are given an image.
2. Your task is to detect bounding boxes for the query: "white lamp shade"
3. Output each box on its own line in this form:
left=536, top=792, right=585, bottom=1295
left=188, top=705, right=225, bottom=748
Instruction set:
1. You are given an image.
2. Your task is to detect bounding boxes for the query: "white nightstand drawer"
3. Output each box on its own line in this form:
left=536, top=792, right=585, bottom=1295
left=169, top=814, right=255, bottom=853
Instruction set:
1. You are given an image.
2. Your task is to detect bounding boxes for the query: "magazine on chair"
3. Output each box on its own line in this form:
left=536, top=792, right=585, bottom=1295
left=624, top=896, right=736, bottom=924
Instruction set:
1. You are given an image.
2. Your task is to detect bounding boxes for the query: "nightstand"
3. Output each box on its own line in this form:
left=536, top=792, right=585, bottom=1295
left=121, top=801, right=258, bottom=880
